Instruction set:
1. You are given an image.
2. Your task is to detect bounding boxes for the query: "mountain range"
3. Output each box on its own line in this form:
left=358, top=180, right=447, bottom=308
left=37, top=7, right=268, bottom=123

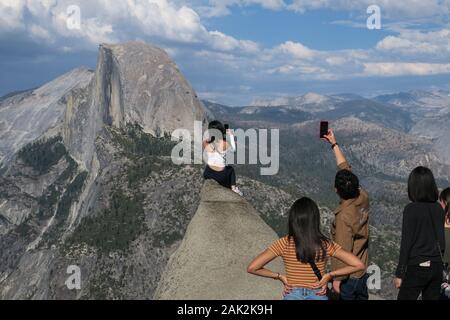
left=0, top=41, right=449, bottom=300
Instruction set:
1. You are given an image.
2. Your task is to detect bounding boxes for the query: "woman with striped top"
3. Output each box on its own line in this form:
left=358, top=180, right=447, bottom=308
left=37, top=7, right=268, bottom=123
left=247, top=197, right=366, bottom=300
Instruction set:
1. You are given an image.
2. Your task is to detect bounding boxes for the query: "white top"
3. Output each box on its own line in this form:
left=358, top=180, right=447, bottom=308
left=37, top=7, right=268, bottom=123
left=206, top=132, right=236, bottom=168
left=206, top=148, right=226, bottom=167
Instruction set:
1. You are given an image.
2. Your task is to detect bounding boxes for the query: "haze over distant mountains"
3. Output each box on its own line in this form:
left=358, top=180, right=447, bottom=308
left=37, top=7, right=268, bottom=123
left=209, top=89, right=450, bottom=163
left=249, top=90, right=450, bottom=120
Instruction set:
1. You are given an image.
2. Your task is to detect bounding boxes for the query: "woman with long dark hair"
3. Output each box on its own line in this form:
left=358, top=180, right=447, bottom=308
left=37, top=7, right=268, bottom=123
left=439, top=188, right=450, bottom=299
left=247, top=197, right=365, bottom=300
left=394, top=167, right=446, bottom=300
left=202, top=120, right=242, bottom=196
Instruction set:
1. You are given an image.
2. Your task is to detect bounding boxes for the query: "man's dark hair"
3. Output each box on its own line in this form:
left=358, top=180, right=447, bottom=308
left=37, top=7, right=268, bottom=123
left=335, top=169, right=360, bottom=200
left=408, top=166, right=439, bottom=203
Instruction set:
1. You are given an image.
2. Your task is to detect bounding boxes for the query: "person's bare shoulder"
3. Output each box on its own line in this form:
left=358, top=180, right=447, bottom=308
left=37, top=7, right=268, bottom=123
left=204, top=143, right=213, bottom=152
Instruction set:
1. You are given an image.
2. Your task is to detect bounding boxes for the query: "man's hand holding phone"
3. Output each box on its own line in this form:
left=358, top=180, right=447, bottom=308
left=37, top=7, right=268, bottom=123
left=322, top=127, right=347, bottom=171
left=322, top=129, right=337, bottom=145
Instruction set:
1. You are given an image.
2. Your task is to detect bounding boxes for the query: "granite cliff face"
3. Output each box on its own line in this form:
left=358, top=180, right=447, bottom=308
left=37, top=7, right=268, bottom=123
left=0, top=68, right=93, bottom=166
left=96, top=43, right=207, bottom=134
left=0, top=42, right=209, bottom=299
left=154, top=180, right=285, bottom=300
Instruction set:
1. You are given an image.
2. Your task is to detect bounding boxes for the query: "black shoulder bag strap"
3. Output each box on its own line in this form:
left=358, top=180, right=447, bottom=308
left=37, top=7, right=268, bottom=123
left=426, top=206, right=445, bottom=267
left=309, top=261, right=323, bottom=280
left=309, top=260, right=339, bottom=300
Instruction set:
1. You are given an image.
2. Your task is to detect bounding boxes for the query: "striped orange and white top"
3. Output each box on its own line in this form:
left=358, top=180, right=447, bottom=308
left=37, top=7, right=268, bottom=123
left=268, top=236, right=341, bottom=288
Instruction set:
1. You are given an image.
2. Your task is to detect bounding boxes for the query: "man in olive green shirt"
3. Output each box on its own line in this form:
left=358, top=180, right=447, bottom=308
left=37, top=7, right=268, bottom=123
left=323, top=129, right=370, bottom=300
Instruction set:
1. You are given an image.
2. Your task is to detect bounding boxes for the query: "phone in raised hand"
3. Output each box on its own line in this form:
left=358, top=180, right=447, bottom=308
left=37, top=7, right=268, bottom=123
left=320, top=121, right=329, bottom=139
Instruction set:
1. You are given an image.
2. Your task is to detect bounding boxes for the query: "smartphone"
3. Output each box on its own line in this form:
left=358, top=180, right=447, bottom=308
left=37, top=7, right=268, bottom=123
left=224, top=124, right=229, bottom=131
left=320, top=121, right=328, bottom=138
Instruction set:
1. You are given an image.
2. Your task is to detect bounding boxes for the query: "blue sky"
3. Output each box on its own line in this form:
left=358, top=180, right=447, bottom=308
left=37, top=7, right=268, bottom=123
left=204, top=6, right=388, bottom=50
left=1, top=0, right=449, bottom=105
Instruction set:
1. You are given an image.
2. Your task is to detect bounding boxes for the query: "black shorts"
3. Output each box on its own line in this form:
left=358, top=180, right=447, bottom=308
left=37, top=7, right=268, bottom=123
left=203, top=165, right=236, bottom=189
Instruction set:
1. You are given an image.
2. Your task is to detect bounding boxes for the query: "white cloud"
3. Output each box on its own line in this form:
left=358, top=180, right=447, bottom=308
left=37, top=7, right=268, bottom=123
left=129, top=1, right=206, bottom=43
left=0, top=0, right=25, bottom=30
left=267, top=64, right=326, bottom=76
left=29, top=24, right=52, bottom=42
left=0, top=0, right=257, bottom=54
left=192, top=30, right=450, bottom=83
left=326, top=56, right=348, bottom=66
left=274, top=41, right=317, bottom=60
left=208, top=31, right=260, bottom=53
left=376, top=27, right=450, bottom=57
left=363, top=62, right=450, bottom=77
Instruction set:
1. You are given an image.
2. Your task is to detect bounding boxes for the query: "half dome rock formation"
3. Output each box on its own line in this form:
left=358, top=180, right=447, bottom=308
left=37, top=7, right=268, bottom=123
left=154, top=180, right=285, bottom=300
left=63, top=41, right=208, bottom=169
left=95, top=42, right=207, bottom=133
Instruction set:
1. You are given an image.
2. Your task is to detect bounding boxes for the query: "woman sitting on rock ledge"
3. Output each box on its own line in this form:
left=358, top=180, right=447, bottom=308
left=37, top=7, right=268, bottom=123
left=247, top=197, right=365, bottom=300
left=203, top=120, right=243, bottom=196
